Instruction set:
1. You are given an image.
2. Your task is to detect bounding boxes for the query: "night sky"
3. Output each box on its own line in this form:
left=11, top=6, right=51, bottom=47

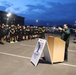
left=0, top=0, right=76, bottom=26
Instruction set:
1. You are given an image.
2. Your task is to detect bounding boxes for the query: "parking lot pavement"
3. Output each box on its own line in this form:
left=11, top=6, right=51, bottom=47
left=0, top=36, right=76, bottom=75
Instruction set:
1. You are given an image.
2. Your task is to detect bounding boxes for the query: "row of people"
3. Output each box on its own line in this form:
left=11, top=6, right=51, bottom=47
left=0, top=24, right=46, bottom=44
left=73, top=29, right=76, bottom=42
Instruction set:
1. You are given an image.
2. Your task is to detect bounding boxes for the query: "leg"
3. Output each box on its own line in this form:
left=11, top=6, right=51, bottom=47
left=64, top=45, right=68, bottom=61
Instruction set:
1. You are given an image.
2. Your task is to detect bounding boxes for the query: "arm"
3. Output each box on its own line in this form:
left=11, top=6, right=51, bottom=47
left=58, top=27, right=70, bottom=34
left=62, top=29, right=70, bottom=35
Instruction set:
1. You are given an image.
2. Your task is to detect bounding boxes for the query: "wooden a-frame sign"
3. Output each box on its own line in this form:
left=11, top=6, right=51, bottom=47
left=31, top=38, right=52, bottom=66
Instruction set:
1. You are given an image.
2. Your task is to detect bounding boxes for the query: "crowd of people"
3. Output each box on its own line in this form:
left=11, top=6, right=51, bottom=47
left=0, top=23, right=76, bottom=62
left=0, top=23, right=46, bottom=45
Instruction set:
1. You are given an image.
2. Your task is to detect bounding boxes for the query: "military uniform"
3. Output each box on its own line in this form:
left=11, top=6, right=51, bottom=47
left=60, top=29, right=70, bottom=61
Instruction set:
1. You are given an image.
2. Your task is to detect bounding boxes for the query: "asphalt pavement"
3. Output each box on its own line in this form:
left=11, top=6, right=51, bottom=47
left=0, top=34, right=76, bottom=75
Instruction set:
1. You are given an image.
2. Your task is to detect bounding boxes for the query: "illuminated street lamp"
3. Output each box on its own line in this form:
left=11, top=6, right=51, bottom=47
left=7, top=12, right=11, bottom=17
left=36, top=20, right=38, bottom=26
left=47, top=23, right=49, bottom=26
left=36, top=20, right=38, bottom=23
left=6, top=12, right=12, bottom=25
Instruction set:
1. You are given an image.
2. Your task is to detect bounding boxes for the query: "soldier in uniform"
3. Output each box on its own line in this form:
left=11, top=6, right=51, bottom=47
left=74, top=29, right=76, bottom=42
left=34, top=26, right=38, bottom=38
left=26, top=26, right=30, bottom=40
left=18, top=25, right=23, bottom=41
left=14, top=26, right=18, bottom=42
left=30, top=26, right=34, bottom=39
left=41, top=27, right=46, bottom=39
left=58, top=24, right=70, bottom=61
left=0, top=24, right=5, bottom=44
left=22, top=26, right=26, bottom=40
left=10, top=25, right=15, bottom=43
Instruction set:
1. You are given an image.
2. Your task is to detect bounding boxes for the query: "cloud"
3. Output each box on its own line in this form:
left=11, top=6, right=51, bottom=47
left=0, top=5, right=7, bottom=11
left=0, top=1, right=13, bottom=12
left=19, top=4, right=47, bottom=20
left=0, top=1, right=23, bottom=14
left=0, top=1, right=13, bottom=7
left=19, top=2, right=76, bottom=25
left=14, top=7, right=20, bottom=11
left=0, top=1, right=27, bottom=14
left=40, top=2, right=76, bottom=20
left=25, top=4, right=46, bottom=12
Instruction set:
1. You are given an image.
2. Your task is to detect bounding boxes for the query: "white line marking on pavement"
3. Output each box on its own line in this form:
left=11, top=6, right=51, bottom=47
left=0, top=52, right=76, bottom=68
left=69, top=50, right=76, bottom=53
left=20, top=44, right=35, bottom=47
left=0, top=52, right=31, bottom=60
left=60, top=63, right=76, bottom=68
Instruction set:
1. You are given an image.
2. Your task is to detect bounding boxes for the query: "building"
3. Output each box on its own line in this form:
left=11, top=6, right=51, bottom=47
left=0, top=11, right=24, bottom=26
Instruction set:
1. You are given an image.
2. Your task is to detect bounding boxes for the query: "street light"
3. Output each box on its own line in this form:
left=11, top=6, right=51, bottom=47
left=7, top=12, right=11, bottom=17
left=36, top=20, right=38, bottom=23
left=6, top=12, right=11, bottom=25
left=36, top=20, right=38, bottom=26
left=47, top=23, right=49, bottom=26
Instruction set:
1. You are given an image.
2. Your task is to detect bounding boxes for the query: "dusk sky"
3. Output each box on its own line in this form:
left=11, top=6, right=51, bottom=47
left=0, top=0, right=76, bottom=26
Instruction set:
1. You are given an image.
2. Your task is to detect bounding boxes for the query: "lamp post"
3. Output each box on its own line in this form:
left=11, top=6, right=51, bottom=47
left=47, top=23, right=49, bottom=27
left=36, top=20, right=38, bottom=26
left=6, top=12, right=11, bottom=25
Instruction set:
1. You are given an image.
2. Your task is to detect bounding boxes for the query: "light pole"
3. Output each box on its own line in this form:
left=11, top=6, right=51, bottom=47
left=47, top=23, right=49, bottom=27
left=6, top=12, right=11, bottom=25
left=36, top=20, right=38, bottom=26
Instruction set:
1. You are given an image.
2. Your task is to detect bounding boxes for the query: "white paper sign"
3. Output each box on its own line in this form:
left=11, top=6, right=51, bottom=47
left=31, top=39, right=46, bottom=66
left=43, top=43, right=53, bottom=64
